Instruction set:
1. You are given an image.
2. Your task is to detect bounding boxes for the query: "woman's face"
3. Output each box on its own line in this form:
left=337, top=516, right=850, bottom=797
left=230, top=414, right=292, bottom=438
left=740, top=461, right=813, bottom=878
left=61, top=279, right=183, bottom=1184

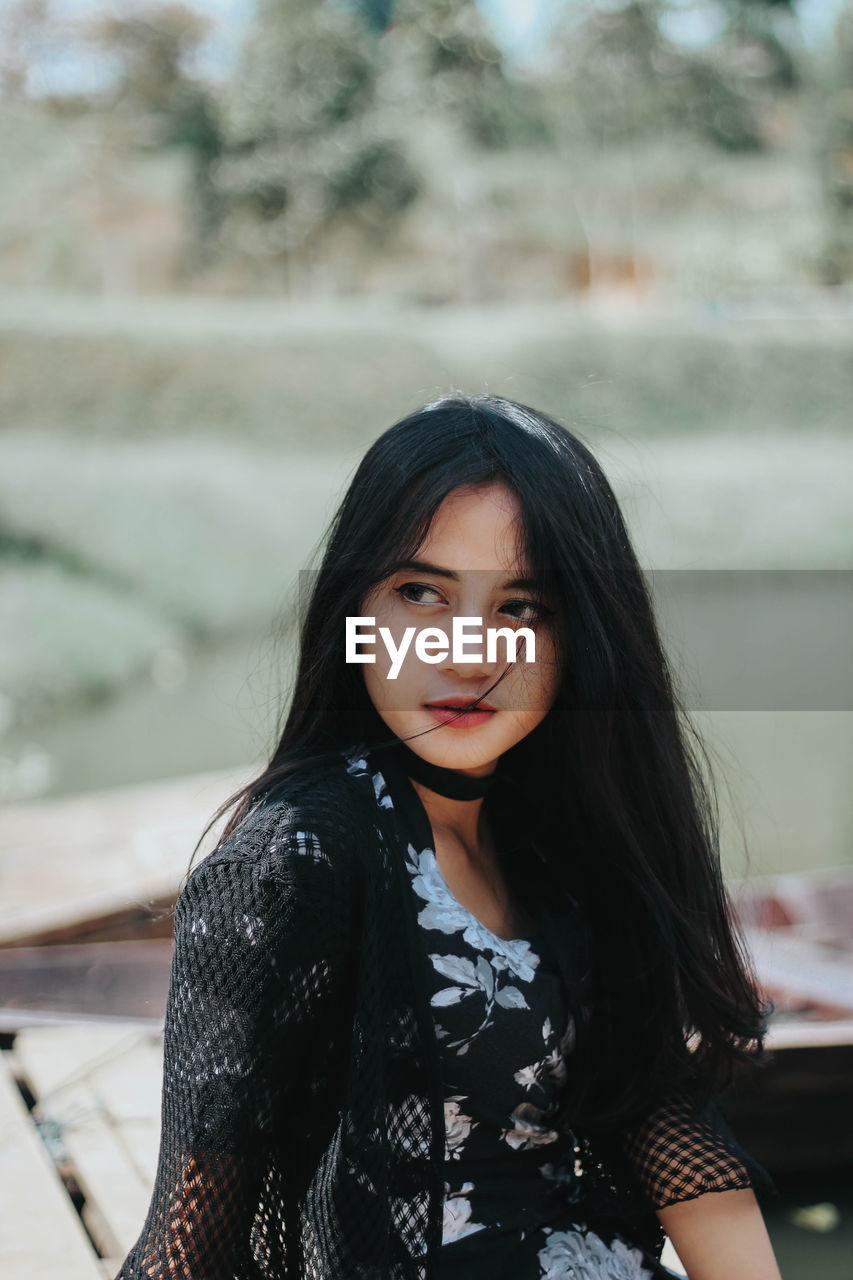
left=359, top=481, right=563, bottom=775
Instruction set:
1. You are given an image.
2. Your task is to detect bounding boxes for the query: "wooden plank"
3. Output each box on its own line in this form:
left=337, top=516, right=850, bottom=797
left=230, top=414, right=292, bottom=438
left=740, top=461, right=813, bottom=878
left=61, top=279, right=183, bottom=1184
left=14, top=1025, right=165, bottom=1259
left=0, top=1053, right=103, bottom=1280
left=0, top=766, right=249, bottom=946
left=743, top=926, right=853, bottom=1017
left=765, top=1017, right=853, bottom=1050
left=731, top=867, right=853, bottom=947
left=0, top=940, right=173, bottom=1024
left=0, top=896, right=178, bottom=950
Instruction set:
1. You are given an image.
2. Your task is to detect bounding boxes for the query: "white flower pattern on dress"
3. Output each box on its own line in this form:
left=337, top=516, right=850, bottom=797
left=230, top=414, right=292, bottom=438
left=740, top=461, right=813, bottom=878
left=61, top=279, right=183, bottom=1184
left=405, top=842, right=540, bottom=983
left=341, top=748, right=656, bottom=1279
left=514, top=1016, right=574, bottom=1096
left=344, top=752, right=370, bottom=779
left=443, top=1180, right=488, bottom=1244
left=445, top=1095, right=478, bottom=1160
left=537, top=1225, right=651, bottom=1279
left=427, top=947, right=534, bottom=1057
left=500, top=1101, right=561, bottom=1151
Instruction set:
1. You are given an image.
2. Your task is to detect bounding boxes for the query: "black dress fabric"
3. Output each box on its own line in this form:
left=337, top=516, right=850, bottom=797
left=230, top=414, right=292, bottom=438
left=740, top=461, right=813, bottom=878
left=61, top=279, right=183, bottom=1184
left=350, top=748, right=685, bottom=1279
left=115, top=736, right=773, bottom=1278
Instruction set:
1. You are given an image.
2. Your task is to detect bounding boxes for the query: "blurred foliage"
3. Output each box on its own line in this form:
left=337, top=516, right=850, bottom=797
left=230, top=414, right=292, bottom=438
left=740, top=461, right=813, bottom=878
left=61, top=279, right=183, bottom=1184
left=211, top=0, right=419, bottom=262
left=717, top=0, right=802, bottom=91
left=204, top=0, right=552, bottom=268
left=0, top=0, right=55, bottom=98
left=817, top=1, right=853, bottom=282
left=387, top=0, right=554, bottom=149
left=2, top=302, right=850, bottom=442
left=89, top=5, right=211, bottom=135
left=545, top=0, right=802, bottom=152
left=2, top=0, right=853, bottom=285
left=86, top=4, right=224, bottom=254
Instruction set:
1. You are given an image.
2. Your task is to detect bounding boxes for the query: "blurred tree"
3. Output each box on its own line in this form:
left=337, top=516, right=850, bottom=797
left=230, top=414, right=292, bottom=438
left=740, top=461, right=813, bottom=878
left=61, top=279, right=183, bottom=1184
left=716, top=0, right=801, bottom=92
left=817, top=1, right=853, bottom=282
left=546, top=0, right=804, bottom=153
left=213, top=0, right=420, bottom=267
left=88, top=4, right=224, bottom=254
left=389, top=0, right=553, bottom=149
left=0, top=0, right=58, bottom=99
left=547, top=2, right=751, bottom=151
left=355, top=0, right=395, bottom=34
left=89, top=4, right=215, bottom=145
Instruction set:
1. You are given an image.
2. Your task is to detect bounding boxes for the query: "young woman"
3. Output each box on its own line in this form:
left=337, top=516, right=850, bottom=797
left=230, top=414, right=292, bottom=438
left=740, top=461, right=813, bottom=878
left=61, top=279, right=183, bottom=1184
left=117, top=394, right=783, bottom=1279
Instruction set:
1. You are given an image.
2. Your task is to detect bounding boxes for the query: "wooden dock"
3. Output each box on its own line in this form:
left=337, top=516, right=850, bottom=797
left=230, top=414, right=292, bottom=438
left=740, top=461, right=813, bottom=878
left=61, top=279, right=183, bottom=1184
left=0, top=765, right=248, bottom=949
left=5, top=1024, right=163, bottom=1274
left=1, top=1021, right=691, bottom=1277
left=0, top=766, right=248, bottom=1276
left=0, top=1046, right=105, bottom=1278
left=1, top=765, right=850, bottom=1277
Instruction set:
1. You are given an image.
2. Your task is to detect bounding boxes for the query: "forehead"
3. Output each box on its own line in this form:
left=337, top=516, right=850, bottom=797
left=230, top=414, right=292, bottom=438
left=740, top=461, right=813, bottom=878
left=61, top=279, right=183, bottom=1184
left=417, top=482, right=527, bottom=572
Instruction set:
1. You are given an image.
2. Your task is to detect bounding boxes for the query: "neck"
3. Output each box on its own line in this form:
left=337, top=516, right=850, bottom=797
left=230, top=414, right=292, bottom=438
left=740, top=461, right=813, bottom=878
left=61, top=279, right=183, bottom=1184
left=391, top=738, right=497, bottom=800
left=410, top=778, right=491, bottom=857
left=380, top=737, right=499, bottom=854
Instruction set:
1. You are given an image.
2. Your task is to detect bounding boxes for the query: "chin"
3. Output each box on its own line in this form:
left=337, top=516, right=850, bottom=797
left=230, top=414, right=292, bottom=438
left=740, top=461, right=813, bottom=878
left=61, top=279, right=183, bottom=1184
left=423, top=748, right=500, bottom=775
left=409, top=723, right=504, bottom=773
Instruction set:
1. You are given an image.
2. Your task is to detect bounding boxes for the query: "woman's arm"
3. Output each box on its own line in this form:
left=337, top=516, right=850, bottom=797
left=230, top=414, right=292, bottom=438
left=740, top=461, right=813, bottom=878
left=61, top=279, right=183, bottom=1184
left=620, top=1088, right=782, bottom=1279
left=657, top=1186, right=782, bottom=1280
left=115, top=812, right=354, bottom=1279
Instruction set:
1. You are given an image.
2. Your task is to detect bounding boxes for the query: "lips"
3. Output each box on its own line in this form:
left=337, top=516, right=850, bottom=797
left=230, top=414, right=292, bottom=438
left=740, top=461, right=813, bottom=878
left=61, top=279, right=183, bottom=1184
left=424, top=697, right=496, bottom=712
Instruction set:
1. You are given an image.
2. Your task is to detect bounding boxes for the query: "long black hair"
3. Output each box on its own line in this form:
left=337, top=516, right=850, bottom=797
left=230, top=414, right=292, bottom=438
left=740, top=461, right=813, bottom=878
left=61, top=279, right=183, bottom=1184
left=191, top=391, right=771, bottom=1133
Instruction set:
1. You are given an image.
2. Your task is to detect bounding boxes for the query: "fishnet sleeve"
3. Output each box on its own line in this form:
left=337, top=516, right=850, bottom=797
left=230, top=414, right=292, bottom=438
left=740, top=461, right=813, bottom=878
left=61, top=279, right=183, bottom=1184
left=621, top=1088, right=775, bottom=1211
left=115, top=814, right=353, bottom=1279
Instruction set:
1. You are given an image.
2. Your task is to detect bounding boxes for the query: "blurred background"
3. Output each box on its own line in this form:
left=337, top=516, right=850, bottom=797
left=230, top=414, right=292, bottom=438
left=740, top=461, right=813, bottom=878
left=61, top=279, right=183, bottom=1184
left=0, top=2, right=851, bottom=1277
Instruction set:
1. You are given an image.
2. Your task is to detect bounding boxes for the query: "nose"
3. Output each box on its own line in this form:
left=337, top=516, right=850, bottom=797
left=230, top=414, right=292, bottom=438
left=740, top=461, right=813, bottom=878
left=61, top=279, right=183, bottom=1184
left=437, top=609, right=502, bottom=680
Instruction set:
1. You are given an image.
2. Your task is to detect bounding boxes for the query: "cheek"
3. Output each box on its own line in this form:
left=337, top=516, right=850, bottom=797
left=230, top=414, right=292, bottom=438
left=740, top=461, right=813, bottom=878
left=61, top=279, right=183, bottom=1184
left=363, top=645, right=422, bottom=715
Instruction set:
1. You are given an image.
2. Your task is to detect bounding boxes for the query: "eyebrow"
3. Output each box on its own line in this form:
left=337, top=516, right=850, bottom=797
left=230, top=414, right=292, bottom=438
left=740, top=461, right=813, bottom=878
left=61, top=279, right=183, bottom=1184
left=385, top=558, right=544, bottom=593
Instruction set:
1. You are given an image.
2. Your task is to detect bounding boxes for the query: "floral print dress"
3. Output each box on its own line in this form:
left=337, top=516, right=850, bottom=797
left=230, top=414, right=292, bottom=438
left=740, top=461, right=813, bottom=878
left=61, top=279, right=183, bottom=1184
left=345, top=747, right=684, bottom=1280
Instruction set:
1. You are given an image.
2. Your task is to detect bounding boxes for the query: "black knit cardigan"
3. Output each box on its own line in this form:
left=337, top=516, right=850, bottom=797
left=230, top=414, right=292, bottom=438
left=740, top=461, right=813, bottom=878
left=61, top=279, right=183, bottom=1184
left=116, top=742, right=773, bottom=1279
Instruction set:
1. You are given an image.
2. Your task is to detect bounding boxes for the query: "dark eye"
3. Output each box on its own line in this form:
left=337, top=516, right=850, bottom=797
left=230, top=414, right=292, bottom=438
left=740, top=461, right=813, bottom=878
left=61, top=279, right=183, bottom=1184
left=501, top=599, right=554, bottom=624
left=394, top=582, right=445, bottom=605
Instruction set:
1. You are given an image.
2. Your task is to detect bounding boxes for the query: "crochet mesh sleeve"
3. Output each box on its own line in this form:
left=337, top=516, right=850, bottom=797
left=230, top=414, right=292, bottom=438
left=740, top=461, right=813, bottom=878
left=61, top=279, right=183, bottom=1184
left=114, top=805, right=356, bottom=1279
left=621, top=1087, right=774, bottom=1210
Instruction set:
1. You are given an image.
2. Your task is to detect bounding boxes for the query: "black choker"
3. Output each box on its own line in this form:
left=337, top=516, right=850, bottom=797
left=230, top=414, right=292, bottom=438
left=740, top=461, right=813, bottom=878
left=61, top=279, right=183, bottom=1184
left=384, top=739, right=498, bottom=801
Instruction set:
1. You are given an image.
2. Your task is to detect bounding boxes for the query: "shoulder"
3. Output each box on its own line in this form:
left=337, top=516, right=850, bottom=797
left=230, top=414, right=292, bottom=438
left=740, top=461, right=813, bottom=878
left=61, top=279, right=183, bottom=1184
left=169, top=750, right=376, bottom=982
left=179, top=747, right=376, bottom=916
